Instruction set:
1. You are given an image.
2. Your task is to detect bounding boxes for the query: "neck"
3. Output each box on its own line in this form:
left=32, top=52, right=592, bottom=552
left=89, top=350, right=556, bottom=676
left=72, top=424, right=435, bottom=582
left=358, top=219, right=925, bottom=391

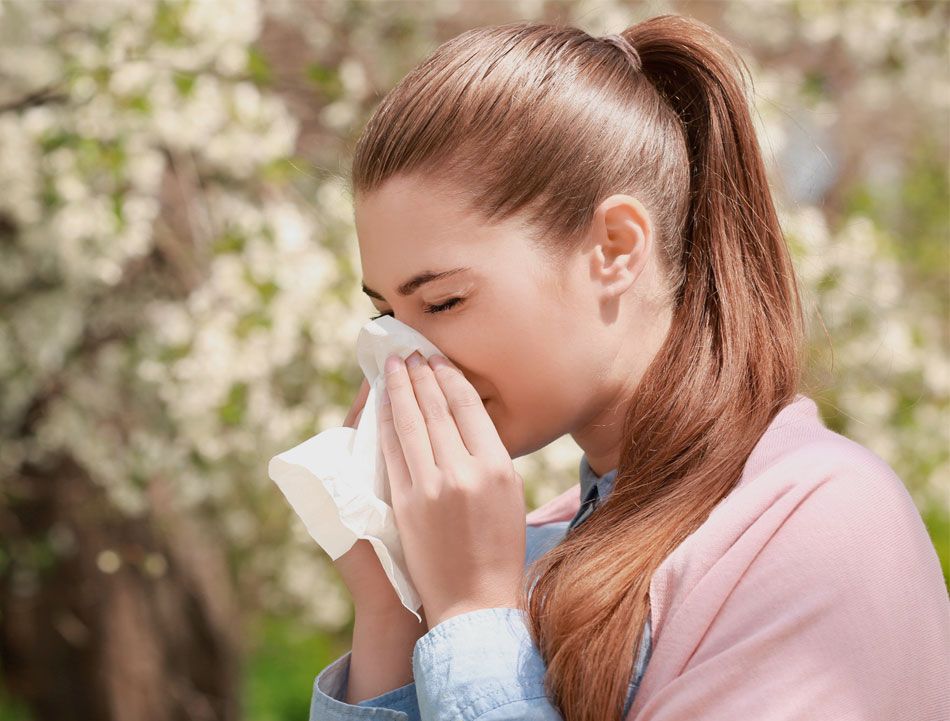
left=570, top=292, right=673, bottom=484
left=586, top=455, right=617, bottom=478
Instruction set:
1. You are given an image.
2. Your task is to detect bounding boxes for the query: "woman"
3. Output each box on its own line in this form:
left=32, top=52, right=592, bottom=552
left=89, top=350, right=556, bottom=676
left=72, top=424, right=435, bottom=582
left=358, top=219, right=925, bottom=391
left=310, top=14, right=949, bottom=721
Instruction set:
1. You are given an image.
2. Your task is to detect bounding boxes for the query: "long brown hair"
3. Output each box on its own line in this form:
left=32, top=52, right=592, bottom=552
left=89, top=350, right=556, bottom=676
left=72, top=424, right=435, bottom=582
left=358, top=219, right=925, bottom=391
left=349, top=14, right=806, bottom=721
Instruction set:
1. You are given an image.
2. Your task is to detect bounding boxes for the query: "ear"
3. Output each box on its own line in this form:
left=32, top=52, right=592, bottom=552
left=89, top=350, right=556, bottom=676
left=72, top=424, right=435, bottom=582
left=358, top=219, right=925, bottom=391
left=590, top=194, right=653, bottom=298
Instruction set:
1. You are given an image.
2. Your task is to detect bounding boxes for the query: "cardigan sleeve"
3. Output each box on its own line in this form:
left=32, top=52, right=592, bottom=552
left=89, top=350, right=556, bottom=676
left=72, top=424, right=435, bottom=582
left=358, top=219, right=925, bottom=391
left=630, top=461, right=950, bottom=721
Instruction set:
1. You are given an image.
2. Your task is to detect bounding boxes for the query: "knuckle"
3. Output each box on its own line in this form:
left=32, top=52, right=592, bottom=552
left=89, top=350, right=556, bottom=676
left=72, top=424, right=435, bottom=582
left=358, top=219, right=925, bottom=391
left=431, top=364, right=456, bottom=382
left=419, top=400, right=451, bottom=422
left=488, top=461, right=514, bottom=484
left=420, top=482, right=442, bottom=502
left=407, top=363, right=430, bottom=381
left=395, top=414, right=421, bottom=436
left=385, top=374, right=409, bottom=394
left=445, top=469, right=472, bottom=489
left=379, top=433, right=401, bottom=456
left=453, top=388, right=483, bottom=409
left=451, top=460, right=484, bottom=488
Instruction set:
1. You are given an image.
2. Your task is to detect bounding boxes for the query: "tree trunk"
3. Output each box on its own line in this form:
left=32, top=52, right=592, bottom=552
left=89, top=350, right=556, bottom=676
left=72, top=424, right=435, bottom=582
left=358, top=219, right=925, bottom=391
left=0, top=454, right=241, bottom=721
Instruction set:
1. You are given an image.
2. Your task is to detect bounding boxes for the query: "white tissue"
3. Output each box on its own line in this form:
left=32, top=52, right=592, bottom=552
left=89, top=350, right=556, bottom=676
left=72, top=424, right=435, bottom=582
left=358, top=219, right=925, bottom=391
left=267, top=315, right=446, bottom=622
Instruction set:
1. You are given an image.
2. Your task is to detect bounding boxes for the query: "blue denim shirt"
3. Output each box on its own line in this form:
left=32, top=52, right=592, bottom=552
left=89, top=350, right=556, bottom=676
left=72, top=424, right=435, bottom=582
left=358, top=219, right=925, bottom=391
left=309, top=455, right=653, bottom=720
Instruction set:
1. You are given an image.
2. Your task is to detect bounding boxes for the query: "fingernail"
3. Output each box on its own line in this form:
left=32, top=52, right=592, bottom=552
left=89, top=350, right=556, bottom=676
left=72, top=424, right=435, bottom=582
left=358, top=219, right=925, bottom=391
left=385, top=354, right=402, bottom=373
left=406, top=351, right=425, bottom=368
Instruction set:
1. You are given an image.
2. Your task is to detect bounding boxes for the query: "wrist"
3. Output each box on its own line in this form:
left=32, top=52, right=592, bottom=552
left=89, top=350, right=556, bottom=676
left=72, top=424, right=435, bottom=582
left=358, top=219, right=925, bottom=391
left=346, top=566, right=406, bottom=611
left=354, top=598, right=426, bottom=625
left=426, top=598, right=519, bottom=631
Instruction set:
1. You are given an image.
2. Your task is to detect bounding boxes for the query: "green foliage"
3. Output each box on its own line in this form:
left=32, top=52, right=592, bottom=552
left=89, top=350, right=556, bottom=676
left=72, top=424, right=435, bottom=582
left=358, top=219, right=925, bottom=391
left=248, top=46, right=272, bottom=86
left=306, top=63, right=343, bottom=100
left=844, top=135, right=950, bottom=289
left=214, top=230, right=247, bottom=254
left=173, top=72, right=197, bottom=96
left=153, top=0, right=187, bottom=45
left=0, top=690, right=30, bottom=721
left=922, top=505, right=950, bottom=592
left=243, top=615, right=349, bottom=721
left=219, top=381, right=249, bottom=426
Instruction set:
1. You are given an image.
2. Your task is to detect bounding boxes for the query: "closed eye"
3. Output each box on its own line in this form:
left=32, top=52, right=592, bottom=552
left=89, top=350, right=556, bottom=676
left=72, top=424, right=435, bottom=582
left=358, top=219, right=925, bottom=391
left=370, top=297, right=465, bottom=320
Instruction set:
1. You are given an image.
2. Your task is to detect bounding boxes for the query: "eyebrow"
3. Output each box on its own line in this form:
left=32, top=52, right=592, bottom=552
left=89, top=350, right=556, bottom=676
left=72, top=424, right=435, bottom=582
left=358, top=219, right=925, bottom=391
left=362, top=267, right=471, bottom=301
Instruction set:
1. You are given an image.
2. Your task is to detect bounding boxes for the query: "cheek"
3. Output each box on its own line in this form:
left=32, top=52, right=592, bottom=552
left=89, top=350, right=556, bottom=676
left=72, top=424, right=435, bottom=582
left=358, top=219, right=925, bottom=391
left=453, top=297, right=584, bottom=439
left=475, top=318, right=570, bottom=410
left=485, top=363, right=581, bottom=455
left=494, top=327, right=599, bottom=447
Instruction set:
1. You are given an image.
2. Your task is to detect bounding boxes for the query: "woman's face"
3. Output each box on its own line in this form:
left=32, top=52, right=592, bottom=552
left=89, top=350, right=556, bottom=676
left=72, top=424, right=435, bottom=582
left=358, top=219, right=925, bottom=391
left=355, top=173, right=671, bottom=472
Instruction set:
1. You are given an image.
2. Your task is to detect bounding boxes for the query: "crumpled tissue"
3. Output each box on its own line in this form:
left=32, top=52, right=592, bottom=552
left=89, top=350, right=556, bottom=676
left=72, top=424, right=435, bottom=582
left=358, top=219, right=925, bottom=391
left=267, top=315, right=445, bottom=622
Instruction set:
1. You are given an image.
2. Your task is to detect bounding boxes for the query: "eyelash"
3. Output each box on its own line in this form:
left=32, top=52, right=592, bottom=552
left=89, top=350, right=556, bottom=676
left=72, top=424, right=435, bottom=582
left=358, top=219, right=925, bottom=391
left=370, top=297, right=465, bottom=320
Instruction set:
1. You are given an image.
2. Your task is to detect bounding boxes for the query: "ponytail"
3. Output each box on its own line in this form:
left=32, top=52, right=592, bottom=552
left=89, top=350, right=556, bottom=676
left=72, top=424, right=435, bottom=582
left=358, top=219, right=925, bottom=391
left=525, top=17, right=806, bottom=720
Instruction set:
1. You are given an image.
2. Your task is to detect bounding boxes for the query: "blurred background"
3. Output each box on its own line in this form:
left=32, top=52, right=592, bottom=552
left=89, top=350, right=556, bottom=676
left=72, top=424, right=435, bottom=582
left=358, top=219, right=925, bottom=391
left=0, top=0, right=946, bottom=719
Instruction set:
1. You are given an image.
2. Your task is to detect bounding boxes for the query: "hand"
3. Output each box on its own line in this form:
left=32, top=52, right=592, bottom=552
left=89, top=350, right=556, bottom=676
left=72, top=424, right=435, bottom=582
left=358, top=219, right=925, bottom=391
left=377, top=351, right=526, bottom=630
left=333, top=377, right=425, bottom=623
left=342, top=377, right=370, bottom=429
left=333, top=538, right=425, bottom=625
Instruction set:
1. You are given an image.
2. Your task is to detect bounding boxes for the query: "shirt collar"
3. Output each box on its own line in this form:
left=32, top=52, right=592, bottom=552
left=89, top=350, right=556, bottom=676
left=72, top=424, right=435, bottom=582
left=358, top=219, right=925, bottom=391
left=578, top=454, right=619, bottom=503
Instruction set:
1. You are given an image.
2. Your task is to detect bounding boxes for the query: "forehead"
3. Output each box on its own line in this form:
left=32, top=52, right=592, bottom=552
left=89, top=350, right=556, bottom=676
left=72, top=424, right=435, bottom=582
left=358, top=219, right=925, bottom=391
left=355, top=174, right=478, bottom=246
left=355, top=175, right=498, bottom=280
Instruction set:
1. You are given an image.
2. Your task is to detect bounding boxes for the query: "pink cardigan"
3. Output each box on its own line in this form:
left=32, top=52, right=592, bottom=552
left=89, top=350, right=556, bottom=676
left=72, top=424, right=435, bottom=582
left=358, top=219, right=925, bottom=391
left=526, top=394, right=950, bottom=720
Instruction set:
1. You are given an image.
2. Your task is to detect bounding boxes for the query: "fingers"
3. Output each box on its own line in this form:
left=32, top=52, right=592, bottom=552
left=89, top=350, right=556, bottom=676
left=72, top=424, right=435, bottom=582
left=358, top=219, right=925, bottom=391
left=428, top=354, right=506, bottom=460
left=376, top=383, right=413, bottom=500
left=377, top=351, right=507, bottom=501
left=378, top=354, right=436, bottom=492
left=344, top=378, right=371, bottom=428
left=356, top=377, right=370, bottom=410
left=403, top=352, right=469, bottom=467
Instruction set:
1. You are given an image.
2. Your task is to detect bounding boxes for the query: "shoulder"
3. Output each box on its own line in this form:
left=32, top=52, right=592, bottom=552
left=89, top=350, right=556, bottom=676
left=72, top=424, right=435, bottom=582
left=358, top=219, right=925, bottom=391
left=730, top=433, right=940, bottom=589
left=712, top=428, right=927, bottom=551
left=650, top=433, right=947, bottom=645
left=635, top=437, right=950, bottom=719
left=752, top=434, right=928, bottom=556
left=756, top=438, right=936, bottom=587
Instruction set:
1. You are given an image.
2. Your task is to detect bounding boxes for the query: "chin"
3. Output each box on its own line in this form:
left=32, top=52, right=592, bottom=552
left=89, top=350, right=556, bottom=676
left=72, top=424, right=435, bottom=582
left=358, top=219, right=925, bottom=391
left=500, top=429, right=547, bottom=461
left=485, top=402, right=551, bottom=459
